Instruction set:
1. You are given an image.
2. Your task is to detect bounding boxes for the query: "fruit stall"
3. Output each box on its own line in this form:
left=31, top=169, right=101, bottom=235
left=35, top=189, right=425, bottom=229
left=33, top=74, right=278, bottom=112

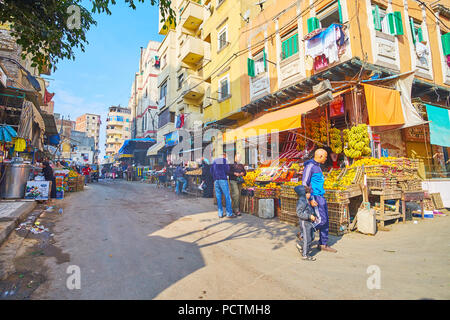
left=185, top=167, right=203, bottom=197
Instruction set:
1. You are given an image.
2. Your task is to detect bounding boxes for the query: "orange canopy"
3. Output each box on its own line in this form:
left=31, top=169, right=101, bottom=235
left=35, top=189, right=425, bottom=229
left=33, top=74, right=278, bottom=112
left=363, top=83, right=405, bottom=127
left=223, top=89, right=350, bottom=142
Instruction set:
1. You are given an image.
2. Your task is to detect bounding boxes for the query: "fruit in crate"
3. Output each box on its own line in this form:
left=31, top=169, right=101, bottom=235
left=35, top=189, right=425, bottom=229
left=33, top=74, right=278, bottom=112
left=257, top=175, right=272, bottom=181
left=343, top=124, right=371, bottom=158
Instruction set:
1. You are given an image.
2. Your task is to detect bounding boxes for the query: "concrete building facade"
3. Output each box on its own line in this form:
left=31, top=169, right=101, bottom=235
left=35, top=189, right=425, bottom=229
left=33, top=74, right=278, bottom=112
left=105, top=106, right=132, bottom=162
left=75, top=113, right=101, bottom=163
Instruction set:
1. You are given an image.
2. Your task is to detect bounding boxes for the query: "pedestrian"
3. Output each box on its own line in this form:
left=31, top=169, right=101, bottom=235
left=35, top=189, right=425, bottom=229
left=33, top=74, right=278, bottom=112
left=211, top=153, right=235, bottom=219
left=101, top=167, right=107, bottom=179
left=82, top=164, right=91, bottom=186
left=302, top=148, right=337, bottom=253
left=200, top=158, right=214, bottom=198
left=228, top=154, right=246, bottom=216
left=127, top=164, right=133, bottom=181
left=174, top=162, right=188, bottom=194
left=294, top=185, right=317, bottom=261
left=42, top=161, right=57, bottom=200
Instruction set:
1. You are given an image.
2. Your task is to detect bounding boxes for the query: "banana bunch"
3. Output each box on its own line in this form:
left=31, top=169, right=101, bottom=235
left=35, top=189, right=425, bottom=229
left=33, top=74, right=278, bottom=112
left=319, top=117, right=330, bottom=144
left=284, top=181, right=303, bottom=187
left=329, top=127, right=342, bottom=154
left=343, top=124, right=371, bottom=158
left=265, top=182, right=281, bottom=189
left=306, top=119, right=320, bottom=142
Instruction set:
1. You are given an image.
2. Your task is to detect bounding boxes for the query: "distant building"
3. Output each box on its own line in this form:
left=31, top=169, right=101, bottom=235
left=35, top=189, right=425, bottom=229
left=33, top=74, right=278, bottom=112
left=76, top=113, right=101, bottom=163
left=105, top=105, right=131, bottom=162
left=70, top=130, right=95, bottom=164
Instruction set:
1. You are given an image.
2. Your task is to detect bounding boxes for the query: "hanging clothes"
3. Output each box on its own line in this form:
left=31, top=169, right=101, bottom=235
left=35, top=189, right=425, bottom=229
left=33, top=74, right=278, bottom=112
left=179, top=114, right=185, bottom=128
left=314, top=55, right=328, bottom=71
left=14, top=137, right=26, bottom=152
left=323, top=24, right=339, bottom=64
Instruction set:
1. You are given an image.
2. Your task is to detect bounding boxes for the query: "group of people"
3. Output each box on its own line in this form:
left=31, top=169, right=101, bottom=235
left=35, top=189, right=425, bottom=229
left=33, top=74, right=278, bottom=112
left=102, top=163, right=134, bottom=181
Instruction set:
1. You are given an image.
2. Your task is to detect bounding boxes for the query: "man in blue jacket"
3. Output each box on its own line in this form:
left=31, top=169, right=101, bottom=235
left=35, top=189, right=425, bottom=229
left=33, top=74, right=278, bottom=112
left=302, top=148, right=337, bottom=253
left=211, top=153, right=235, bottom=218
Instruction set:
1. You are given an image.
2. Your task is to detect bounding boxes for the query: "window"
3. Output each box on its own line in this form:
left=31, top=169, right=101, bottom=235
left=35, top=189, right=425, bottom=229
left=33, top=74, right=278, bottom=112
left=317, top=0, right=342, bottom=29
left=254, top=50, right=266, bottom=75
left=218, top=26, right=228, bottom=51
left=177, top=73, right=184, bottom=89
left=410, top=18, right=425, bottom=45
left=372, top=5, right=403, bottom=36
left=160, top=81, right=167, bottom=99
left=219, top=75, right=230, bottom=100
left=442, top=32, right=450, bottom=56
left=281, top=30, right=299, bottom=60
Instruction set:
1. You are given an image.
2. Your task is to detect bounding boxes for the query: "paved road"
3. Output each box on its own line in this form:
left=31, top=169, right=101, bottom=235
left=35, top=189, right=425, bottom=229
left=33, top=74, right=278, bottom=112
left=33, top=179, right=450, bottom=299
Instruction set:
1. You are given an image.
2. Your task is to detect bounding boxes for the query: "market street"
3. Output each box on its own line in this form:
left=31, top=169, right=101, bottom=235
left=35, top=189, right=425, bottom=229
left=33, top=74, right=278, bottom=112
left=20, top=179, right=449, bottom=300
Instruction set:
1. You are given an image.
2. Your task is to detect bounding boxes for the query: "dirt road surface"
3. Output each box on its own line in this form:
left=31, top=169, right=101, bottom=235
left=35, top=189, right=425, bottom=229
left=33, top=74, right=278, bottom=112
left=12, top=179, right=448, bottom=299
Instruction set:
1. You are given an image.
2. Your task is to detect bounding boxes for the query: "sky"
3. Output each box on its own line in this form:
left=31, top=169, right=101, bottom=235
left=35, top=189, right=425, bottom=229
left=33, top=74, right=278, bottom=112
left=47, top=1, right=164, bottom=161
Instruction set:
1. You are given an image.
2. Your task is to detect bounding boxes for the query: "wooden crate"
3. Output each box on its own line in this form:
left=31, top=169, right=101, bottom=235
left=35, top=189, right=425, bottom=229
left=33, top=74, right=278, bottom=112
left=279, top=210, right=299, bottom=226
left=327, top=202, right=350, bottom=225
left=329, top=221, right=348, bottom=236
left=324, top=190, right=350, bottom=203
left=280, top=197, right=297, bottom=213
left=431, top=193, right=445, bottom=210
left=280, top=185, right=299, bottom=199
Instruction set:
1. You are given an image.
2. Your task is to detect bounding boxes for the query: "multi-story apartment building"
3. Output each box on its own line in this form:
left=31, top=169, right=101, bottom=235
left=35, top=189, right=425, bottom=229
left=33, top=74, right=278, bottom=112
left=129, top=41, right=161, bottom=140
left=75, top=113, right=101, bottom=163
left=153, top=0, right=211, bottom=159
left=105, top=106, right=132, bottom=162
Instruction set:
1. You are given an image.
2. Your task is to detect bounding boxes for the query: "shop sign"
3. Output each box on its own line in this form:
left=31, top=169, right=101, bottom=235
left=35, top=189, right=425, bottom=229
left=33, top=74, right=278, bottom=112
left=165, top=131, right=179, bottom=147
left=372, top=133, right=380, bottom=143
left=25, top=181, right=50, bottom=201
left=403, top=126, right=430, bottom=142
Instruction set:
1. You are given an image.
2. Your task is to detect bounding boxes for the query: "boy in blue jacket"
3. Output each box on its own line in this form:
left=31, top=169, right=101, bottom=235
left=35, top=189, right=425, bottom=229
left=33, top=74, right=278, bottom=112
left=294, top=185, right=317, bottom=261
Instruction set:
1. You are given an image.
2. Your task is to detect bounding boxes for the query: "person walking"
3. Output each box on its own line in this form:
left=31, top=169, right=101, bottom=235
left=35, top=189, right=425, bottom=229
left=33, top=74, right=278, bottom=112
left=127, top=164, right=133, bottom=181
left=174, top=163, right=188, bottom=194
left=211, top=153, right=235, bottom=219
left=42, top=161, right=56, bottom=200
left=302, top=148, right=337, bottom=253
left=228, top=154, right=246, bottom=216
left=82, top=164, right=91, bottom=186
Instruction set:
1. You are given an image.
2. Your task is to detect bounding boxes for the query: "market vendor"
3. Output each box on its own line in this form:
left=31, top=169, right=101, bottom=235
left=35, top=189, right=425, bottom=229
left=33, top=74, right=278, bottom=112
left=228, top=154, right=246, bottom=216
left=42, top=161, right=57, bottom=200
left=302, top=149, right=337, bottom=253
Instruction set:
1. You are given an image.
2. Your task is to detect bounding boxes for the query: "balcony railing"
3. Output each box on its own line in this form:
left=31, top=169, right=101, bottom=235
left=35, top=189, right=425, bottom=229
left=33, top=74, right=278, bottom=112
left=181, top=1, right=205, bottom=31
left=181, top=74, right=205, bottom=100
left=180, top=35, right=205, bottom=64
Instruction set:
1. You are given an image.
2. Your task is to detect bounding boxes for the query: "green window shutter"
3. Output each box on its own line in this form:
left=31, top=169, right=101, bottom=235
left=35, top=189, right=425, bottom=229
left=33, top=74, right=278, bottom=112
left=387, top=13, right=396, bottom=35
left=338, top=0, right=343, bottom=24
left=394, top=11, right=403, bottom=35
left=409, top=17, right=416, bottom=44
left=307, top=17, right=320, bottom=33
left=263, top=50, right=267, bottom=70
left=417, top=27, right=424, bottom=42
left=293, top=34, right=298, bottom=55
left=247, top=58, right=255, bottom=77
left=287, top=37, right=292, bottom=58
left=442, top=33, right=450, bottom=56
left=373, top=5, right=382, bottom=31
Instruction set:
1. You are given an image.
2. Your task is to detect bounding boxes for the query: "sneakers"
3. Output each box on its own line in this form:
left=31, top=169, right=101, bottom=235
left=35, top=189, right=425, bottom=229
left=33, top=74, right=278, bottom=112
left=302, top=255, right=316, bottom=261
left=226, top=214, right=237, bottom=219
left=295, top=242, right=303, bottom=254
left=318, top=245, right=337, bottom=253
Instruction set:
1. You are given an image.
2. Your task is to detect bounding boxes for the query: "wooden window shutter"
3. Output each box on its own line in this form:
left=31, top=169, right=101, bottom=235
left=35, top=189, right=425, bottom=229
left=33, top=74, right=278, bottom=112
left=409, top=17, right=416, bottom=44
left=417, top=27, right=424, bottom=42
left=338, top=0, right=343, bottom=24
left=387, top=13, right=396, bottom=35
left=394, top=12, right=403, bottom=35
left=373, top=5, right=382, bottom=31
left=442, top=33, right=450, bottom=56
left=307, top=17, right=320, bottom=33
left=247, top=58, right=255, bottom=77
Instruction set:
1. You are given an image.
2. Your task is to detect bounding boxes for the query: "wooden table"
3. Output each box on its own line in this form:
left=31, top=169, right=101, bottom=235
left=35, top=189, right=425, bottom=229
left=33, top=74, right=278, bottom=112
left=402, top=191, right=425, bottom=220
left=370, top=190, right=403, bottom=227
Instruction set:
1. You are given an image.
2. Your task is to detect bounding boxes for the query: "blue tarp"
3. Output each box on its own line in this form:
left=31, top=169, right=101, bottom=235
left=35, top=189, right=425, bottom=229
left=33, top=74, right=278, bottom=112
left=0, top=125, right=17, bottom=142
left=426, top=104, right=450, bottom=148
left=48, top=134, right=61, bottom=146
left=118, top=138, right=156, bottom=156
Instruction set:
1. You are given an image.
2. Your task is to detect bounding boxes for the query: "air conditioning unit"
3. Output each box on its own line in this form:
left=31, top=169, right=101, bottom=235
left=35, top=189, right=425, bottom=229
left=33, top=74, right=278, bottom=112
left=316, top=91, right=334, bottom=106
left=313, top=79, right=332, bottom=95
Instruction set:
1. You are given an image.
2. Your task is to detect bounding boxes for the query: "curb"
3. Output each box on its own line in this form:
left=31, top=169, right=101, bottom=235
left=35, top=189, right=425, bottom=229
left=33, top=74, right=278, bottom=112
left=0, top=201, right=37, bottom=247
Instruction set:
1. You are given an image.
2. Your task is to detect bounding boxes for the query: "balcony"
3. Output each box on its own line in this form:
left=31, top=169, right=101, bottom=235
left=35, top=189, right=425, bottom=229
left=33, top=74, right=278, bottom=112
left=181, top=1, right=204, bottom=31
left=250, top=72, right=270, bottom=101
left=373, top=30, right=400, bottom=71
left=181, top=75, right=205, bottom=100
left=180, top=36, right=205, bottom=64
left=158, top=96, right=167, bottom=109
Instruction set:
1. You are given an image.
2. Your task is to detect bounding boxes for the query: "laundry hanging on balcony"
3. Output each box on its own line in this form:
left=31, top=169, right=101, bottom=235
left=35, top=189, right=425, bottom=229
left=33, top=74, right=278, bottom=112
left=305, top=24, right=346, bottom=71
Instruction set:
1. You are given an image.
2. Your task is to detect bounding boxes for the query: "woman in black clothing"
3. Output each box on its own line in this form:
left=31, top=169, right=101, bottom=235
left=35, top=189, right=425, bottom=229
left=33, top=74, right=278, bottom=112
left=42, top=161, right=57, bottom=199
left=201, top=159, right=214, bottom=198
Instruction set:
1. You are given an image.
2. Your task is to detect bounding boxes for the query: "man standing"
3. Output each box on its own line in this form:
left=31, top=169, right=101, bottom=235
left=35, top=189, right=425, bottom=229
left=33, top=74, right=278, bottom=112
left=211, top=153, right=235, bottom=219
left=302, top=148, right=337, bottom=253
left=228, top=154, right=246, bottom=216
left=82, top=164, right=91, bottom=186
left=174, top=162, right=188, bottom=194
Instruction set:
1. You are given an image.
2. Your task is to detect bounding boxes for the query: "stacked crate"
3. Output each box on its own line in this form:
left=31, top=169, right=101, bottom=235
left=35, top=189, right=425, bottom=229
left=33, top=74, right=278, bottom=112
left=279, top=185, right=299, bottom=226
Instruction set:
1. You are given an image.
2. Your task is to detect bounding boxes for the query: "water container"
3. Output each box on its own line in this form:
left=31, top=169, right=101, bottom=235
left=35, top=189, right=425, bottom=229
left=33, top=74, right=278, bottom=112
left=357, top=208, right=377, bottom=235
left=258, top=199, right=274, bottom=219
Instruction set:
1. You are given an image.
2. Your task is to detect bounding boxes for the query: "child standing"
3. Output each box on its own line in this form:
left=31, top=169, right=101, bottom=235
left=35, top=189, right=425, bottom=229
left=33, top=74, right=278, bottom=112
left=294, top=185, right=317, bottom=261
